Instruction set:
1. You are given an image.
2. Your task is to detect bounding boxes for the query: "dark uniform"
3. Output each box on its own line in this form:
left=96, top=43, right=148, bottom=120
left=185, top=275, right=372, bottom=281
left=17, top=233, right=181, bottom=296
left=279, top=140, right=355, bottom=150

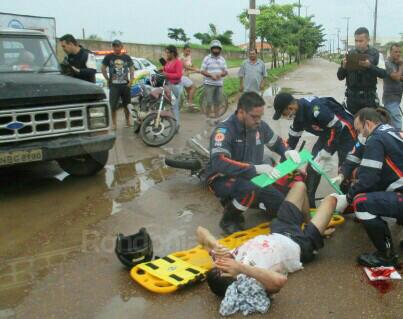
left=337, top=47, right=387, bottom=114
left=347, top=124, right=403, bottom=267
left=338, top=139, right=366, bottom=193
left=206, top=113, right=287, bottom=232
left=340, top=140, right=365, bottom=178
left=287, top=97, right=356, bottom=207
left=62, top=47, right=96, bottom=83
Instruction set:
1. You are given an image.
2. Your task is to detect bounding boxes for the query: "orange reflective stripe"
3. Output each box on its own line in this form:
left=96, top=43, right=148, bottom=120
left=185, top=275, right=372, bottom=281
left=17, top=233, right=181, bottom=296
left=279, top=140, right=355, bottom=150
left=219, top=154, right=250, bottom=168
left=338, top=117, right=357, bottom=139
left=327, top=128, right=336, bottom=147
left=385, top=156, right=403, bottom=178
left=241, top=194, right=250, bottom=205
left=246, top=191, right=256, bottom=207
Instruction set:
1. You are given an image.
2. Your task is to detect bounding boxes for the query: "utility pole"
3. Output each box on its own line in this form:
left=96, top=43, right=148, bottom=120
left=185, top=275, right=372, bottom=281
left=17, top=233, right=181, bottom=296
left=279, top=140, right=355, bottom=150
left=249, top=0, right=256, bottom=50
left=373, top=0, right=378, bottom=46
left=303, top=5, right=309, bottom=17
left=298, top=0, right=301, bottom=16
left=82, top=28, right=85, bottom=40
left=342, top=17, right=350, bottom=52
left=336, top=28, right=341, bottom=55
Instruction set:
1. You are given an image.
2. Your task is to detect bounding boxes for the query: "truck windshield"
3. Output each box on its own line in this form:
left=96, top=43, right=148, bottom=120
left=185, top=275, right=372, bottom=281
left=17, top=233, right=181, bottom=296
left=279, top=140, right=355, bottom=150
left=0, top=35, right=59, bottom=73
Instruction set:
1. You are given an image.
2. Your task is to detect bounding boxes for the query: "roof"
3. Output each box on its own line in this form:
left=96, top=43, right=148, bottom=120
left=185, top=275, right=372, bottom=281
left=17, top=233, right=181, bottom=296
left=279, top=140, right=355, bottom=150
left=0, top=28, right=46, bottom=36
left=238, top=41, right=272, bottom=50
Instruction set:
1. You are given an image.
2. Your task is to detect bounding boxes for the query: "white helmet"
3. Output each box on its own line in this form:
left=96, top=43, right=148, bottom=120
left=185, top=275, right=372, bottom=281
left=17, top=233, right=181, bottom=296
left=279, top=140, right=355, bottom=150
left=210, top=40, right=222, bottom=50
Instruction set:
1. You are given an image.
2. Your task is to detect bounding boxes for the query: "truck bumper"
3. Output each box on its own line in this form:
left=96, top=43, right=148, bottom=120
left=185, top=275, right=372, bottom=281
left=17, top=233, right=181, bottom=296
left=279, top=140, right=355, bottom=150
left=0, top=132, right=116, bottom=166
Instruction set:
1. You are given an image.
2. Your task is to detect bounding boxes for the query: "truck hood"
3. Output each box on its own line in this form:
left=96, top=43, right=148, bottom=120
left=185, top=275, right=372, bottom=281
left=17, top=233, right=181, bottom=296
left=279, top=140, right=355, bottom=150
left=0, top=73, right=106, bottom=109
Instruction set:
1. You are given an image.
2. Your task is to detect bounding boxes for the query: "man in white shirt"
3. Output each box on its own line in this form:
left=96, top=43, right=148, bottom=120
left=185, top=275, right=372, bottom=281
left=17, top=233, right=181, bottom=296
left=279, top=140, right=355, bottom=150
left=197, top=182, right=347, bottom=298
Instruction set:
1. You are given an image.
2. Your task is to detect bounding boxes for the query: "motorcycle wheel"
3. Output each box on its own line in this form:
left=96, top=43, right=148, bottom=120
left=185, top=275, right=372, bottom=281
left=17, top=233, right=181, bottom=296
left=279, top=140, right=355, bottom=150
left=165, top=152, right=202, bottom=170
left=140, top=113, right=176, bottom=147
left=133, top=120, right=141, bottom=134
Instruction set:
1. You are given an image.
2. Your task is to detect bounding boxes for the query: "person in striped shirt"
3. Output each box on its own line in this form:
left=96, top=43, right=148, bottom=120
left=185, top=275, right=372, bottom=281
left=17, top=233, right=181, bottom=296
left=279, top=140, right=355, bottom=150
left=200, top=40, right=228, bottom=117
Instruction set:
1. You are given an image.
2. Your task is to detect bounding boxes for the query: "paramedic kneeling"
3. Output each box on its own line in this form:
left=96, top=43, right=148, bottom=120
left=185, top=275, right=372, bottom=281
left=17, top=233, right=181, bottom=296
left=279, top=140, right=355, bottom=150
left=205, top=92, right=302, bottom=234
left=348, top=107, right=403, bottom=267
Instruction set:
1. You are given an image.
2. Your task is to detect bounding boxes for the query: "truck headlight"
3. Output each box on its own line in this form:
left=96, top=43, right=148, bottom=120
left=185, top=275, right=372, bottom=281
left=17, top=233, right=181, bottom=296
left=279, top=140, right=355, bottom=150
left=88, top=106, right=107, bottom=129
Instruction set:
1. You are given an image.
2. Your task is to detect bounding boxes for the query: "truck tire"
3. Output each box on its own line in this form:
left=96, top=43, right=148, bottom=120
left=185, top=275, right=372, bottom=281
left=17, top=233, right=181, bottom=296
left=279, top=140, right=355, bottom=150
left=165, top=153, right=202, bottom=170
left=57, top=151, right=108, bottom=176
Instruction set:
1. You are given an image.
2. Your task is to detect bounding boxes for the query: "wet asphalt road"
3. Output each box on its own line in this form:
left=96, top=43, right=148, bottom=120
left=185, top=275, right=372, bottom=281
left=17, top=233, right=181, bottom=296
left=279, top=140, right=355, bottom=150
left=0, top=58, right=402, bottom=319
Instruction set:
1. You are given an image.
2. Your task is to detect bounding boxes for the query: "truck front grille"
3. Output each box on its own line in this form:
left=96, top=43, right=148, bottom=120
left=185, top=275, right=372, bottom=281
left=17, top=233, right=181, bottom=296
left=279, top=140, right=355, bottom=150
left=0, top=105, right=88, bottom=142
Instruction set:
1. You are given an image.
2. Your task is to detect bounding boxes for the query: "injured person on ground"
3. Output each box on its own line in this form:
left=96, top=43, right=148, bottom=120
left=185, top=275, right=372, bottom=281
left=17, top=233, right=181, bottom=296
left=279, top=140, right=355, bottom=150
left=196, top=182, right=348, bottom=316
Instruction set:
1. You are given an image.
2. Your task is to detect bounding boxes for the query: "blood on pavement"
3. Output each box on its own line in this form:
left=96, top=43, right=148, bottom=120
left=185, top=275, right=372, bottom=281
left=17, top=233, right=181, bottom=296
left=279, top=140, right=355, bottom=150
left=364, top=267, right=396, bottom=294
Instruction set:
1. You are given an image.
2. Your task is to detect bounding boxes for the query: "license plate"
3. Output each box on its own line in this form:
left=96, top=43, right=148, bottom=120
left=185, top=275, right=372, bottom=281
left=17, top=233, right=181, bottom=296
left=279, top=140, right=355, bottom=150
left=0, top=149, right=43, bottom=166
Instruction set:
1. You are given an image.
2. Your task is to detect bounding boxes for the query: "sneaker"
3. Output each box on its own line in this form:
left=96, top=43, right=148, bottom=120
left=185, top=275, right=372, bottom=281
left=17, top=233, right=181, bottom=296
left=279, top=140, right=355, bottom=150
left=357, top=251, right=398, bottom=268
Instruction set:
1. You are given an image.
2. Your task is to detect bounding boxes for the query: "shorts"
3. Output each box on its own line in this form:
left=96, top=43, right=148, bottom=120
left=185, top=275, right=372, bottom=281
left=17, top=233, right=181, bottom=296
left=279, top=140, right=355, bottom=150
left=109, top=84, right=131, bottom=110
left=271, top=201, right=324, bottom=263
left=181, top=76, right=193, bottom=88
left=203, top=84, right=224, bottom=106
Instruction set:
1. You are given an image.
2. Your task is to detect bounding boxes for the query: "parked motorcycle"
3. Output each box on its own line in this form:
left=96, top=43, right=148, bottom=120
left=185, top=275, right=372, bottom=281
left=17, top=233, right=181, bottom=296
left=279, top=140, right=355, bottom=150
left=129, top=73, right=177, bottom=147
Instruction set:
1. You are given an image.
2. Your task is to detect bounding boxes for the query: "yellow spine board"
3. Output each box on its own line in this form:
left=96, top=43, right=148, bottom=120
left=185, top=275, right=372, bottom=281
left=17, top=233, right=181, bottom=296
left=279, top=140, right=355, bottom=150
left=137, top=255, right=207, bottom=287
left=130, top=217, right=344, bottom=294
left=130, top=223, right=270, bottom=294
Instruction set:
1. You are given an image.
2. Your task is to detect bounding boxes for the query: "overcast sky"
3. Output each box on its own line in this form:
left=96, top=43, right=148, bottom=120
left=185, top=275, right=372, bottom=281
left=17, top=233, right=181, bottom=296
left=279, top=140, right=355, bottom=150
left=1, top=0, right=402, bottom=44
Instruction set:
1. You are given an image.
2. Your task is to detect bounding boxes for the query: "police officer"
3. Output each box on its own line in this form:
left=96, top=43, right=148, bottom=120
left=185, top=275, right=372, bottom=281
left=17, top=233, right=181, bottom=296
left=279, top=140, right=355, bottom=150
left=60, top=34, right=96, bottom=83
left=337, top=27, right=387, bottom=114
left=346, top=108, right=403, bottom=267
left=205, top=92, right=301, bottom=234
left=272, top=93, right=356, bottom=207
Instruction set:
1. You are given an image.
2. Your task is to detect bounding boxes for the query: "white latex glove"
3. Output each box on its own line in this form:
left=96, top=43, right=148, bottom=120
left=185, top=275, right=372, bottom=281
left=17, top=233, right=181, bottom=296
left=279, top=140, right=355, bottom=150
left=255, top=164, right=281, bottom=180
left=314, top=149, right=332, bottom=164
left=329, top=193, right=348, bottom=213
left=331, top=174, right=344, bottom=186
left=285, top=150, right=302, bottom=164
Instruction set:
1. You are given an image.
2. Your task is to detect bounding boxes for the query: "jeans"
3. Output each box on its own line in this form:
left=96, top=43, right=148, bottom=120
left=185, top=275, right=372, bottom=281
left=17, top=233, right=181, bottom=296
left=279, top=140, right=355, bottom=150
left=384, top=100, right=402, bottom=129
left=169, top=83, right=183, bottom=127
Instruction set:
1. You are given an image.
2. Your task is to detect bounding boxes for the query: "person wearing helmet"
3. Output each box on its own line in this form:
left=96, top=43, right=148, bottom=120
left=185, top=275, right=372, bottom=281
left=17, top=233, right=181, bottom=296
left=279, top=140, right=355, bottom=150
left=272, top=92, right=356, bottom=208
left=200, top=40, right=228, bottom=118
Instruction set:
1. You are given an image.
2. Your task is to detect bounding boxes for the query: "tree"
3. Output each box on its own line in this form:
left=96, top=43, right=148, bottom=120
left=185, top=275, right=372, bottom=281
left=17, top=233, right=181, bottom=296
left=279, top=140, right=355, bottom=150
left=167, top=28, right=190, bottom=43
left=239, top=3, right=324, bottom=67
left=194, top=24, right=234, bottom=46
left=87, top=34, right=102, bottom=41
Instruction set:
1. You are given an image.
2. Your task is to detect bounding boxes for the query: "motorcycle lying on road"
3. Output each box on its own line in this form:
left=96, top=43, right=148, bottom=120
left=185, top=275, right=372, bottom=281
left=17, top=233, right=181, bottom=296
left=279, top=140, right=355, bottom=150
left=165, top=136, right=277, bottom=177
left=165, top=137, right=210, bottom=176
left=129, top=73, right=177, bottom=147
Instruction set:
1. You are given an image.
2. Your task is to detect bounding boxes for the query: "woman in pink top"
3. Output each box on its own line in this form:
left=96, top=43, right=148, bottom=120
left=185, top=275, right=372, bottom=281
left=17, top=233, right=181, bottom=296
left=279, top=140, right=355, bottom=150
left=163, top=45, right=183, bottom=130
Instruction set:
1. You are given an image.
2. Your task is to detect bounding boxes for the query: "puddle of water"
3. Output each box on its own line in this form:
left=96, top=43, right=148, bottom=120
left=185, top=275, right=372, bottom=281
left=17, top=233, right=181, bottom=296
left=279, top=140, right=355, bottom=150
left=104, top=156, right=175, bottom=205
left=0, top=155, right=175, bottom=312
left=94, top=296, right=146, bottom=319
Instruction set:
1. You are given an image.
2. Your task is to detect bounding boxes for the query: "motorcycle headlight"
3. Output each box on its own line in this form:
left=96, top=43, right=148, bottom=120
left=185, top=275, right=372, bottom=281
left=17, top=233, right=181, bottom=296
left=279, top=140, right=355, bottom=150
left=88, top=106, right=108, bottom=129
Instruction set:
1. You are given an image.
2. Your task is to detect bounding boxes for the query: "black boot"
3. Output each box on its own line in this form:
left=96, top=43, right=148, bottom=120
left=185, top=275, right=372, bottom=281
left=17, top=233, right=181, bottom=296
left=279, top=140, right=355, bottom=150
left=357, top=250, right=398, bottom=268
left=305, top=165, right=322, bottom=208
left=357, top=218, right=398, bottom=267
left=219, top=202, right=245, bottom=235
